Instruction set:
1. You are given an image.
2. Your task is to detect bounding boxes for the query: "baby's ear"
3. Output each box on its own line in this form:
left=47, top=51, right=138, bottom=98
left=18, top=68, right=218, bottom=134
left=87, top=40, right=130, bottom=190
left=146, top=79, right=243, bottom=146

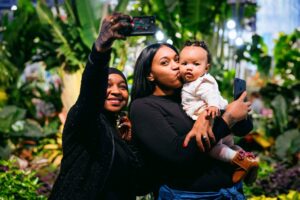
left=205, top=64, right=211, bottom=71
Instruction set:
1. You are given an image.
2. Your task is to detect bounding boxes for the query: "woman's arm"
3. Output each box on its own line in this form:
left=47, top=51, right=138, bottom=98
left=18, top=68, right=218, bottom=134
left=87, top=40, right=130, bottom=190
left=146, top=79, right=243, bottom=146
left=61, top=47, right=111, bottom=156
left=62, top=14, right=132, bottom=151
left=63, top=46, right=110, bottom=139
left=222, top=92, right=251, bottom=128
left=183, top=110, right=232, bottom=151
left=130, top=99, right=231, bottom=164
left=230, top=117, right=253, bottom=137
left=74, top=13, right=132, bottom=122
left=184, top=92, right=251, bottom=151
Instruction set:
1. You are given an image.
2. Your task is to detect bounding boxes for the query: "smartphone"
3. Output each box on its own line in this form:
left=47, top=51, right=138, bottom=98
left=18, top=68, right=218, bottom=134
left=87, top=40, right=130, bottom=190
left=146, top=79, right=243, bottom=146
left=233, top=78, right=246, bottom=100
left=119, top=16, right=156, bottom=36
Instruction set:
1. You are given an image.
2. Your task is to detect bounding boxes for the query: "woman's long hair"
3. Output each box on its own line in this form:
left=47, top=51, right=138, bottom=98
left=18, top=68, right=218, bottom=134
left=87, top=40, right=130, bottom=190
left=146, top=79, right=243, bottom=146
left=131, top=43, right=178, bottom=102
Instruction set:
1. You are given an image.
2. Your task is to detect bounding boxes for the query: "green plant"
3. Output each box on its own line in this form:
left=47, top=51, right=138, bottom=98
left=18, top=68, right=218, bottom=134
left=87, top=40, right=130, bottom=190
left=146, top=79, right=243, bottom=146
left=236, top=34, right=272, bottom=76
left=0, top=0, right=53, bottom=71
left=273, top=29, right=300, bottom=82
left=260, top=83, right=300, bottom=137
left=134, top=0, right=231, bottom=49
left=213, top=67, right=236, bottom=100
left=275, top=129, right=300, bottom=162
left=253, top=30, right=300, bottom=166
left=0, top=159, right=46, bottom=200
left=244, top=159, right=275, bottom=197
left=248, top=190, right=300, bottom=200
left=36, top=0, right=89, bottom=72
left=0, top=0, right=52, bottom=88
left=245, top=163, right=300, bottom=197
left=0, top=105, right=54, bottom=159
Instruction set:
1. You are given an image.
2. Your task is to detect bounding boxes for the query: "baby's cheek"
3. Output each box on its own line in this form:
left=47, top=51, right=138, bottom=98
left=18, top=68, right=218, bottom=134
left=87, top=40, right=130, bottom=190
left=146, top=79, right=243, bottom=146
left=179, top=68, right=185, bottom=76
left=179, top=65, right=185, bottom=72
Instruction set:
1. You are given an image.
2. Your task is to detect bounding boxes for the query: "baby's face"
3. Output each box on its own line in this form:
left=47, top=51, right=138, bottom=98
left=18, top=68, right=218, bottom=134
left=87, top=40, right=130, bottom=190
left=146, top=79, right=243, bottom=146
left=179, top=46, right=210, bottom=83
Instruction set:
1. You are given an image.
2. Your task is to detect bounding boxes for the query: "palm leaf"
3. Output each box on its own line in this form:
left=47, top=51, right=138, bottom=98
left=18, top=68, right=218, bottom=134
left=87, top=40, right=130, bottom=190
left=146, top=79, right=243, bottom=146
left=179, top=0, right=227, bottom=35
left=36, top=1, right=82, bottom=69
left=271, top=95, right=288, bottom=134
left=36, top=1, right=68, bottom=49
left=74, top=0, right=103, bottom=48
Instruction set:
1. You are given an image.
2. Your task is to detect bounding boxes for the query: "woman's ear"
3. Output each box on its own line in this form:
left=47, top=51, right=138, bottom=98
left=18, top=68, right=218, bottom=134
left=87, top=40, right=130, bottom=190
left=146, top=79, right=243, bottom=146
left=147, top=72, right=154, bottom=81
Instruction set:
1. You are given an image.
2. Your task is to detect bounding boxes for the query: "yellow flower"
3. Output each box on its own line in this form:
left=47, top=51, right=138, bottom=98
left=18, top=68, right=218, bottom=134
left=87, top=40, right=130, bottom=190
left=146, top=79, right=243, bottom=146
left=0, top=90, right=8, bottom=101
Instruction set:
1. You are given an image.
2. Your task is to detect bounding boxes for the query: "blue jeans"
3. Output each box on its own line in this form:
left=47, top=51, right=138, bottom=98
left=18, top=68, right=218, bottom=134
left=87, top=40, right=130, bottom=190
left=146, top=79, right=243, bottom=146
left=158, top=182, right=245, bottom=200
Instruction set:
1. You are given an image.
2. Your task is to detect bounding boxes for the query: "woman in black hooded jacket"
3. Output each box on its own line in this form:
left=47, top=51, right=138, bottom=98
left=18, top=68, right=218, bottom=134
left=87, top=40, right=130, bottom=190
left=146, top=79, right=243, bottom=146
left=49, top=13, right=138, bottom=200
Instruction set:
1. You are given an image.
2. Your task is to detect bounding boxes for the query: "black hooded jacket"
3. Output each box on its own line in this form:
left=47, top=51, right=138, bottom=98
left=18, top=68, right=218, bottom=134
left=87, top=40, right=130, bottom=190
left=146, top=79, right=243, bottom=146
left=49, top=45, right=137, bottom=200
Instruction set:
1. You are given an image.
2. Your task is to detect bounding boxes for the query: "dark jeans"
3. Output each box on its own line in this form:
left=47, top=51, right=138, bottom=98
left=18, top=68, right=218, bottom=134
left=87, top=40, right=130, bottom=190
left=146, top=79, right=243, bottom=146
left=158, top=182, right=245, bottom=200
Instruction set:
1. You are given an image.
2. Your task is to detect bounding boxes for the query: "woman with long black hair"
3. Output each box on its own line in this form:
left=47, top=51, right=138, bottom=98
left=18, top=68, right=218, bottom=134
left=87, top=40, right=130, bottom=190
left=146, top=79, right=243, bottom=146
left=130, top=43, right=253, bottom=199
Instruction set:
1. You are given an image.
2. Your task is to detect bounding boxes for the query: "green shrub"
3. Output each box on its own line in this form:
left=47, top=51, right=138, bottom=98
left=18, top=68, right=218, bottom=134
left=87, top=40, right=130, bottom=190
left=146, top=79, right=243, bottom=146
left=0, top=159, right=46, bottom=200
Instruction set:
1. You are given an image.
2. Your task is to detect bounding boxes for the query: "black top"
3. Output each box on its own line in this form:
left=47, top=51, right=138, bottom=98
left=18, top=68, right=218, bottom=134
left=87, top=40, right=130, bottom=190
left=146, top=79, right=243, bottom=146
left=49, top=46, right=136, bottom=200
left=130, top=94, right=253, bottom=192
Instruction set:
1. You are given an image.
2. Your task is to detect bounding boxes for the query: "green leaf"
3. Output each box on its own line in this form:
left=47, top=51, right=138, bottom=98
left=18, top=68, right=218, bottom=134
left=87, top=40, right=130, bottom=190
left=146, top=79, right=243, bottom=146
left=271, top=95, right=288, bottom=134
left=273, top=29, right=300, bottom=80
left=257, top=55, right=271, bottom=76
left=275, top=129, right=300, bottom=159
left=43, top=119, right=60, bottom=136
left=115, top=0, right=130, bottom=12
left=178, top=0, right=226, bottom=35
left=15, top=119, right=44, bottom=138
left=0, top=106, right=26, bottom=133
left=0, top=159, right=46, bottom=199
left=0, top=49, right=18, bottom=88
left=74, top=0, right=102, bottom=48
left=36, top=1, right=68, bottom=45
left=0, top=142, right=13, bottom=160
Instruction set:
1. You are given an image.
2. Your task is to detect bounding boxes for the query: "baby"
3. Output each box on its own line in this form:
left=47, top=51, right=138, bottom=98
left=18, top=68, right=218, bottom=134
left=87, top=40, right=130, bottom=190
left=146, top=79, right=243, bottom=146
left=180, top=40, right=258, bottom=184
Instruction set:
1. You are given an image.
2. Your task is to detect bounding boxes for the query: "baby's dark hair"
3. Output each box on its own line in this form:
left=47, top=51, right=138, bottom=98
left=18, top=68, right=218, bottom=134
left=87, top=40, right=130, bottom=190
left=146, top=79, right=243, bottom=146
left=183, top=40, right=212, bottom=64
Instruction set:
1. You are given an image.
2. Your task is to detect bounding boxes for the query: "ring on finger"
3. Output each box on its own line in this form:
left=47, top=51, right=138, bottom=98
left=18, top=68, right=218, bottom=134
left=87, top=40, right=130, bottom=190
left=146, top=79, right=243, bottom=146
left=202, top=135, right=207, bottom=141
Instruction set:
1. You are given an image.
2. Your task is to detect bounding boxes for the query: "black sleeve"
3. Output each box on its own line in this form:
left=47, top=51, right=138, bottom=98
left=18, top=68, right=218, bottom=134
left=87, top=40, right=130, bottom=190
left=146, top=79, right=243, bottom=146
left=62, top=45, right=112, bottom=151
left=130, top=100, right=231, bottom=164
left=212, top=117, right=234, bottom=141
left=231, top=116, right=254, bottom=137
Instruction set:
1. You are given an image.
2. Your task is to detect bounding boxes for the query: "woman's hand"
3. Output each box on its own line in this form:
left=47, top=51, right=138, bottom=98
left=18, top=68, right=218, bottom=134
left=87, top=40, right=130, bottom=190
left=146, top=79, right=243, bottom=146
left=183, top=111, right=215, bottom=152
left=118, top=115, right=132, bottom=142
left=95, top=13, right=132, bottom=52
left=222, top=92, right=251, bottom=128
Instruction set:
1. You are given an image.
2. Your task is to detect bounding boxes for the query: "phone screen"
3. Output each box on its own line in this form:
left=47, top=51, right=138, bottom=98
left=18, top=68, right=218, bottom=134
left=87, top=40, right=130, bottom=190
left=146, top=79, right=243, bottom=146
left=129, top=16, right=156, bottom=36
left=233, top=78, right=246, bottom=100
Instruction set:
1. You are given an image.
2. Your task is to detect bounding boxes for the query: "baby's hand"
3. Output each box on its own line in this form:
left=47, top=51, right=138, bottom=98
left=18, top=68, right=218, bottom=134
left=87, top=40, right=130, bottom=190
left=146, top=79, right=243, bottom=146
left=206, top=106, right=220, bottom=119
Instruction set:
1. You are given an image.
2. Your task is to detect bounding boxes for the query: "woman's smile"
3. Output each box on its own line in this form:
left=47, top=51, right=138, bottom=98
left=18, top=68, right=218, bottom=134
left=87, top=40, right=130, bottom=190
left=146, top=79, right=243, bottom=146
left=106, top=97, right=124, bottom=105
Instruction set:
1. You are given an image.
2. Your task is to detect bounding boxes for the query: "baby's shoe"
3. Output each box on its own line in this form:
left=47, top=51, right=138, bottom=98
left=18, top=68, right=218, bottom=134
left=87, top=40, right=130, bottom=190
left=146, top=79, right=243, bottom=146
left=231, top=150, right=259, bottom=185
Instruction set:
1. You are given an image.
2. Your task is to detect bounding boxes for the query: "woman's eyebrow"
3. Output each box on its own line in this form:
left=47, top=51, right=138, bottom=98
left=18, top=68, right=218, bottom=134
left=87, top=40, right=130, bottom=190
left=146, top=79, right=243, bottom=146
left=159, top=56, right=169, bottom=61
